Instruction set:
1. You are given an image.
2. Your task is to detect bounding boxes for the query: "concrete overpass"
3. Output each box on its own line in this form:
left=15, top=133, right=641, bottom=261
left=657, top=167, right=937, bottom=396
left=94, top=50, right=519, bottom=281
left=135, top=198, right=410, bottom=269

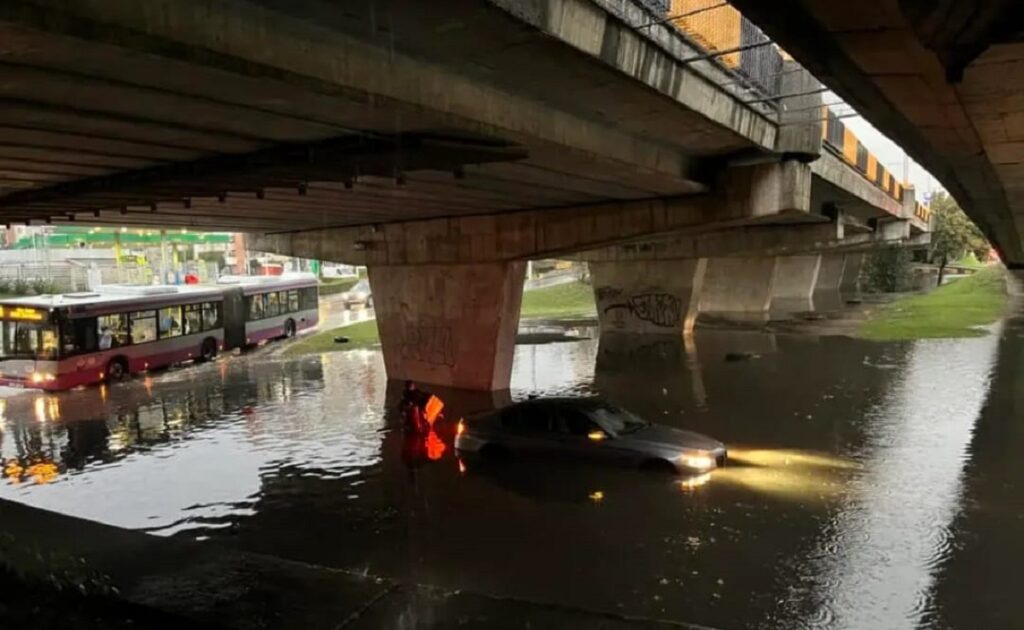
left=728, top=0, right=1024, bottom=269
left=0, top=0, right=930, bottom=389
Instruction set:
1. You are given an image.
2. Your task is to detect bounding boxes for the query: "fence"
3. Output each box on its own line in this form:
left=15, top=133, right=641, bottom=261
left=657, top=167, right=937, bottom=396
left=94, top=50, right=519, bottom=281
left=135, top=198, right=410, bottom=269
left=668, top=0, right=782, bottom=98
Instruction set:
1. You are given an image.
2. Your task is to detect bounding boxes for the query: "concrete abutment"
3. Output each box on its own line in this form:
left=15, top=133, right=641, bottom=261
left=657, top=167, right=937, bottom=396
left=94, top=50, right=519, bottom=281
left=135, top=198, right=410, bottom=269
left=590, top=259, right=706, bottom=335
left=698, top=256, right=779, bottom=321
left=368, top=262, right=525, bottom=391
left=770, top=255, right=822, bottom=314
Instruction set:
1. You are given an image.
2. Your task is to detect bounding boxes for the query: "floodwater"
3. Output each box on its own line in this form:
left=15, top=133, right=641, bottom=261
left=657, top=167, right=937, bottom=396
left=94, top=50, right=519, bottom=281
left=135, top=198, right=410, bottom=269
left=1, top=315, right=1023, bottom=630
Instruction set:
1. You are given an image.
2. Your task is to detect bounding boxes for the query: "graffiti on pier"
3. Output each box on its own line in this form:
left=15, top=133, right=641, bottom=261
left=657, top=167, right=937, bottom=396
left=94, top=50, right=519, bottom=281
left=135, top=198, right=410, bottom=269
left=603, top=292, right=682, bottom=328
left=595, top=286, right=622, bottom=302
left=400, top=320, right=455, bottom=367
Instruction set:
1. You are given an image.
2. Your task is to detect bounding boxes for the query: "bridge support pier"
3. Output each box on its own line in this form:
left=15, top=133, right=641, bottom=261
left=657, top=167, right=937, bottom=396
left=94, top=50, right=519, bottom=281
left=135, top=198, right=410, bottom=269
left=367, top=262, right=525, bottom=391
left=815, top=254, right=847, bottom=292
left=590, top=259, right=706, bottom=335
left=770, top=255, right=822, bottom=314
left=841, top=253, right=865, bottom=292
left=699, top=257, right=779, bottom=321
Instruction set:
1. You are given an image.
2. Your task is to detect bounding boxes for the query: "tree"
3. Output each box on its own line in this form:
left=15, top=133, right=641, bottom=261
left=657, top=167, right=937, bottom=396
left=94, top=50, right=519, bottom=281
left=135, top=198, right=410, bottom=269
left=927, top=192, right=989, bottom=284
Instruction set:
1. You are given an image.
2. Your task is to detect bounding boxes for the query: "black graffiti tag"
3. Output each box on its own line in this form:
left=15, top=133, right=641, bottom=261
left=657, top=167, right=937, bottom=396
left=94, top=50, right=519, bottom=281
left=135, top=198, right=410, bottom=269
left=603, top=293, right=682, bottom=328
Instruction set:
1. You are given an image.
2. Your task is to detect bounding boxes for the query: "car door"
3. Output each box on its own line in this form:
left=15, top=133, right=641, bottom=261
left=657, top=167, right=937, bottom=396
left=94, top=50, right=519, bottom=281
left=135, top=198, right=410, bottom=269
left=551, top=408, right=607, bottom=463
left=554, top=409, right=639, bottom=468
left=501, top=404, right=557, bottom=456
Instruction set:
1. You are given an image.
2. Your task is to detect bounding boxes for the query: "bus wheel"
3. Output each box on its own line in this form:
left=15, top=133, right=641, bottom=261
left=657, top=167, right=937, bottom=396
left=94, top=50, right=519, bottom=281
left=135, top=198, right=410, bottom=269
left=198, top=338, right=218, bottom=362
left=106, top=358, right=128, bottom=381
left=283, top=319, right=296, bottom=338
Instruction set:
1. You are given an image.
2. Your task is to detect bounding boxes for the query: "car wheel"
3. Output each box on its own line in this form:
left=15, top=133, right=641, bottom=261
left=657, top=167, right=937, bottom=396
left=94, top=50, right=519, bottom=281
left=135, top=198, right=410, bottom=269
left=283, top=319, right=296, bottom=338
left=366, top=296, right=373, bottom=309
left=106, top=357, right=128, bottom=382
left=198, top=338, right=218, bottom=362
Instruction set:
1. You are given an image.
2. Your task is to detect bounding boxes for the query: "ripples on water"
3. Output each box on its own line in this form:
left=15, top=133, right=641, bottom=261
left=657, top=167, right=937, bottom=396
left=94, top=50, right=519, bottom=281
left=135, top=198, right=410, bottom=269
left=0, top=326, right=1011, bottom=629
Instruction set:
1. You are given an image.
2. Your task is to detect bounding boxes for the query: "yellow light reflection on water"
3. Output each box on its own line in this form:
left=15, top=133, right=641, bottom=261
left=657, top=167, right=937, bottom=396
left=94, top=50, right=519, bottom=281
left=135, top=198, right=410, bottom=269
left=47, top=396, right=60, bottom=421
left=679, top=473, right=712, bottom=491
left=712, top=447, right=859, bottom=501
left=588, top=490, right=605, bottom=503
left=727, top=447, right=860, bottom=471
left=33, top=397, right=46, bottom=423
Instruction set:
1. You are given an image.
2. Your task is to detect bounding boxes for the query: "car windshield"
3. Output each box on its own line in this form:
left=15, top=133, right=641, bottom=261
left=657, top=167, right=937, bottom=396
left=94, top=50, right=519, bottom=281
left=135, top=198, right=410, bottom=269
left=1, top=321, right=59, bottom=360
left=588, top=405, right=649, bottom=436
left=351, top=280, right=370, bottom=293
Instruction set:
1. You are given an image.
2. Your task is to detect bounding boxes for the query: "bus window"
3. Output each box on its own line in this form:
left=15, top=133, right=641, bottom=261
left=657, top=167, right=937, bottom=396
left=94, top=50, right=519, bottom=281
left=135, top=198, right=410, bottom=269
left=158, top=306, right=182, bottom=338
left=130, top=311, right=157, bottom=344
left=279, top=291, right=289, bottom=313
left=183, top=304, right=202, bottom=335
left=202, top=302, right=222, bottom=330
left=40, top=328, right=58, bottom=359
left=248, top=295, right=264, bottom=320
left=2, top=322, right=58, bottom=360
left=288, top=290, right=299, bottom=313
left=266, top=292, right=280, bottom=317
left=300, top=287, right=318, bottom=310
left=98, top=313, right=129, bottom=349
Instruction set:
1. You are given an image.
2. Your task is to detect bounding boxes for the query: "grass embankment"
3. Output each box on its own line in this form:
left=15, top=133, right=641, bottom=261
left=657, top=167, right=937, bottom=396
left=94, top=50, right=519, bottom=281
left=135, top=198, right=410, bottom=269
left=284, top=281, right=597, bottom=357
left=282, top=320, right=380, bottom=357
left=520, top=281, right=596, bottom=320
left=860, top=266, right=1008, bottom=340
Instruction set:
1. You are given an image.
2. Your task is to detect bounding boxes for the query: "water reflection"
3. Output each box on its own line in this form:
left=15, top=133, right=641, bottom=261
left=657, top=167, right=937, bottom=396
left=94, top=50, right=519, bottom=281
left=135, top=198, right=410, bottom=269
left=0, top=323, right=1015, bottom=628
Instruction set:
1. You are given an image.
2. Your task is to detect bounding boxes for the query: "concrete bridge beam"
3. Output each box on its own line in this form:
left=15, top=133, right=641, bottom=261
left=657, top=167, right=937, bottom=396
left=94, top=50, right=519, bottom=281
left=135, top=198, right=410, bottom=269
left=368, top=262, right=525, bottom=392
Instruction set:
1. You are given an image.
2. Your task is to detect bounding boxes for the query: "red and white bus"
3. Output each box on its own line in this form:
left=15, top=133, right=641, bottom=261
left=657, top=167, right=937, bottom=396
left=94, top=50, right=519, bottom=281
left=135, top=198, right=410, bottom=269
left=0, top=273, right=318, bottom=391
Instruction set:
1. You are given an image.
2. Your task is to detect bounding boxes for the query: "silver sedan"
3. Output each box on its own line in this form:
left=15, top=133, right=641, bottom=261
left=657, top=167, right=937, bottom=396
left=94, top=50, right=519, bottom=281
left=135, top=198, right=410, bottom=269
left=455, top=397, right=727, bottom=474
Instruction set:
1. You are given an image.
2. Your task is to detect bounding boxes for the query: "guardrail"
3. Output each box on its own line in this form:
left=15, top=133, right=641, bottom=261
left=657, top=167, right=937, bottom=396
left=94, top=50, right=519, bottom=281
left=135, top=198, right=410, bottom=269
left=667, top=1, right=782, bottom=98
left=634, top=0, right=931, bottom=221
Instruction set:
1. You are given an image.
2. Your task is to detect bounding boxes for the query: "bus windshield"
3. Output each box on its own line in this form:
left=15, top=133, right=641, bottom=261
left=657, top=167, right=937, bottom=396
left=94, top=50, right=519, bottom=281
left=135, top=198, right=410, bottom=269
left=1, top=321, right=59, bottom=360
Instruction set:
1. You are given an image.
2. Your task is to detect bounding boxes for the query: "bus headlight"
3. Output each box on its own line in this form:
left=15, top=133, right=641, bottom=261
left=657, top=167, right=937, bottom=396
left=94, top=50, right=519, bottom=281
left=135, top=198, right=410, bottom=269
left=30, top=372, right=55, bottom=384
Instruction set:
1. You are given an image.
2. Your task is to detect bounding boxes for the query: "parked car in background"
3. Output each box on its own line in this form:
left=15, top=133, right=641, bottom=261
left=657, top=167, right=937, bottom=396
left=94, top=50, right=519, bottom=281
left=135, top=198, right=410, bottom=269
left=339, top=279, right=372, bottom=309
left=455, top=397, right=727, bottom=474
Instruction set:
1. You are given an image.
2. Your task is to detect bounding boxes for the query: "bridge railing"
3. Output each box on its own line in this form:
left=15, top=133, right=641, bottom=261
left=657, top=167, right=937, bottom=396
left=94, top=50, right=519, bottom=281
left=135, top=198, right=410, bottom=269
left=666, top=0, right=782, bottom=98
left=629, top=0, right=931, bottom=220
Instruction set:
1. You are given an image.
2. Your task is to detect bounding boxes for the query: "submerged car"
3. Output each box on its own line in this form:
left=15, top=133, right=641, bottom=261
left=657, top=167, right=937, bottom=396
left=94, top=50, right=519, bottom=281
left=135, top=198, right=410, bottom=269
left=339, top=279, right=372, bottom=309
left=455, top=397, right=727, bottom=474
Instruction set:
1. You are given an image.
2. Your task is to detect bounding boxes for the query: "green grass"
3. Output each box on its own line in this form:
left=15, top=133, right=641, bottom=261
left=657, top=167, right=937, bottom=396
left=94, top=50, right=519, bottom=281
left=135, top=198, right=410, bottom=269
left=520, top=281, right=596, bottom=320
left=860, top=266, right=1009, bottom=340
left=282, top=319, right=380, bottom=357
left=957, top=253, right=985, bottom=269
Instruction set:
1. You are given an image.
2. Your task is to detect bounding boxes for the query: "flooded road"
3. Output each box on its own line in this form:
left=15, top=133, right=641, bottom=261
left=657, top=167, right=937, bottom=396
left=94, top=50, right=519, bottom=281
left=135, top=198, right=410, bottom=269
left=1, top=318, right=1020, bottom=629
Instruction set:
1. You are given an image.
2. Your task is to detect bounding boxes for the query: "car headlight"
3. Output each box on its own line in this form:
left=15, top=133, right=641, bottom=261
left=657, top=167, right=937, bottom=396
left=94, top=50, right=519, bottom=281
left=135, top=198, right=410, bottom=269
left=680, top=453, right=715, bottom=471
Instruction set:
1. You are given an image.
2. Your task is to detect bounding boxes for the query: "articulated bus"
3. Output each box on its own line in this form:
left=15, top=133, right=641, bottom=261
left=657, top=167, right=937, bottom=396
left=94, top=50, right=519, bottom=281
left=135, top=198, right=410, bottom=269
left=0, top=273, right=318, bottom=391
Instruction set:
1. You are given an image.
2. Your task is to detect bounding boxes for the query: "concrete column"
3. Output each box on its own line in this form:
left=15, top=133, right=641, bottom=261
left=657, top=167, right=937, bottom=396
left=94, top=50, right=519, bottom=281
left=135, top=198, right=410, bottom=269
left=590, top=259, right=706, bottom=335
left=699, top=257, right=779, bottom=320
left=368, top=261, right=525, bottom=391
left=814, top=254, right=846, bottom=292
left=770, top=255, right=822, bottom=314
left=840, top=253, right=865, bottom=292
